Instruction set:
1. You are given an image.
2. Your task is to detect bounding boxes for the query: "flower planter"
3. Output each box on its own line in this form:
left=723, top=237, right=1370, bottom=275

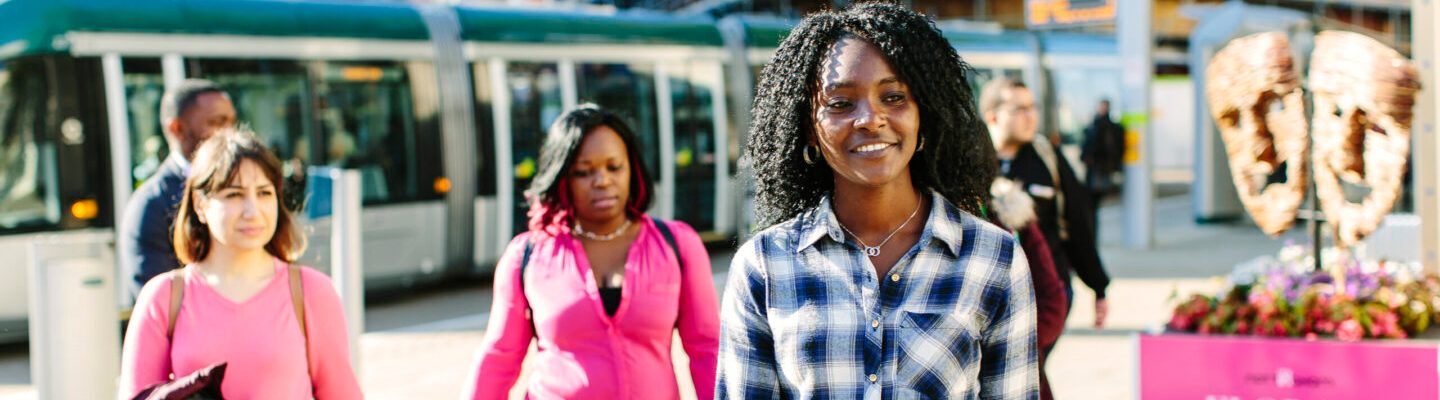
left=1137, top=333, right=1438, bottom=399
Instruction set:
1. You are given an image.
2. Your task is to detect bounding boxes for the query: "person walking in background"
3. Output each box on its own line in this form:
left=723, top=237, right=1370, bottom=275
left=120, top=79, right=236, bottom=304
left=1081, top=98, right=1124, bottom=234
left=981, top=77, right=1111, bottom=333
left=467, top=105, right=720, bottom=399
left=717, top=4, right=1038, bottom=398
left=989, top=177, right=1068, bottom=400
left=120, top=128, right=361, bottom=399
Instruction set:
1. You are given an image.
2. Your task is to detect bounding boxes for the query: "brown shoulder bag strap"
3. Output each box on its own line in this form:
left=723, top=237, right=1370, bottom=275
left=286, top=264, right=314, bottom=391
left=167, top=269, right=184, bottom=339
left=288, top=264, right=307, bottom=338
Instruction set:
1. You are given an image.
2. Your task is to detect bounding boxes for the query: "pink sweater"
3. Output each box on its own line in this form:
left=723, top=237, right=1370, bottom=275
left=120, top=259, right=362, bottom=399
left=467, top=217, right=720, bottom=399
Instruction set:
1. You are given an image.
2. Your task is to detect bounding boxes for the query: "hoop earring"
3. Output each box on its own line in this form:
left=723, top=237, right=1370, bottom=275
left=917, top=136, right=926, bottom=152
left=802, top=144, right=820, bottom=165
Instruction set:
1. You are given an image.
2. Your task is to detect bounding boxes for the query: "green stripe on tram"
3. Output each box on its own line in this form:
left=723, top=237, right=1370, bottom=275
left=0, top=0, right=431, bottom=57
left=456, top=7, right=723, bottom=46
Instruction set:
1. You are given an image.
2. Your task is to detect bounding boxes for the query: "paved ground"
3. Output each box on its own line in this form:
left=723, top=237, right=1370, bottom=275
left=0, top=188, right=1297, bottom=399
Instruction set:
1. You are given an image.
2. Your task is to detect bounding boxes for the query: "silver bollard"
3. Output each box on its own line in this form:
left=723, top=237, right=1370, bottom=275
left=331, top=169, right=365, bottom=374
left=27, top=233, right=119, bottom=400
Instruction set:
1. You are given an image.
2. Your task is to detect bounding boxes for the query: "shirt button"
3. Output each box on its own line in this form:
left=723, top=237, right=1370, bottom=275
left=890, top=274, right=900, bottom=282
left=871, top=319, right=880, bottom=329
left=868, top=373, right=878, bottom=382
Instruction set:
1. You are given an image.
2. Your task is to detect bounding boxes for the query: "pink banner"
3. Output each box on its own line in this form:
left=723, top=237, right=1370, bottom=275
left=1139, top=334, right=1438, bottom=400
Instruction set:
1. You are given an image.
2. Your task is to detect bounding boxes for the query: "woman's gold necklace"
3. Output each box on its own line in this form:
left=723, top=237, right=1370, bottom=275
left=574, top=219, right=632, bottom=241
left=836, top=200, right=922, bottom=257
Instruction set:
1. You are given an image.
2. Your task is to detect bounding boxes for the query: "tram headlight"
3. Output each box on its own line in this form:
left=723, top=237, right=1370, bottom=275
left=70, top=199, right=99, bottom=220
left=434, top=177, right=452, bottom=194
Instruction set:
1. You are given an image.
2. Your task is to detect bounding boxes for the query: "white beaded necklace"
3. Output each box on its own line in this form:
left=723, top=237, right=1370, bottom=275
left=573, top=219, right=632, bottom=241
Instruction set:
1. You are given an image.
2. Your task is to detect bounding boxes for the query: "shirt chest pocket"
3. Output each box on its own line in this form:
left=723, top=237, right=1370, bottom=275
left=895, top=311, right=980, bottom=397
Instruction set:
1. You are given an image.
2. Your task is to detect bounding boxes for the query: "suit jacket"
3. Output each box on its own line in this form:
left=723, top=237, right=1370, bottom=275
left=119, top=155, right=187, bottom=304
left=1002, top=143, right=1111, bottom=299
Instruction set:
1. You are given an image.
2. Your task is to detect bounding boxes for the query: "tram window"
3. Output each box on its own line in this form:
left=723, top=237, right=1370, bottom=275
left=0, top=60, right=62, bottom=232
left=312, top=61, right=440, bottom=205
left=1051, top=67, right=1120, bottom=145
left=505, top=62, right=562, bottom=233
left=122, top=59, right=166, bottom=187
left=472, top=62, right=496, bottom=197
left=964, top=68, right=997, bottom=108
left=189, top=59, right=313, bottom=210
left=576, top=62, right=660, bottom=181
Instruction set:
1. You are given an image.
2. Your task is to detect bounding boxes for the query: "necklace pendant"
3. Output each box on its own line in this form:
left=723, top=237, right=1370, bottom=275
left=864, top=246, right=881, bottom=257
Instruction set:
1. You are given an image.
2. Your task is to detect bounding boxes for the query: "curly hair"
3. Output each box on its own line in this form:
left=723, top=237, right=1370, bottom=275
left=745, top=2, right=997, bottom=227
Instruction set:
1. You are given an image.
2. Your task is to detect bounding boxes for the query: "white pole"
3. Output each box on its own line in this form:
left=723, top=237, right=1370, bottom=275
left=1414, top=0, right=1439, bottom=274
left=655, top=63, right=676, bottom=220
left=1119, top=0, right=1155, bottom=249
left=101, top=54, right=133, bottom=249
left=161, top=53, right=185, bottom=93
left=331, top=169, right=364, bottom=373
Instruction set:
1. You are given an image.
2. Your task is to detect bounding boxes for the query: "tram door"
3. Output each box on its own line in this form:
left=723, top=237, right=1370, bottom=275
left=504, top=62, right=563, bottom=236
left=668, top=62, right=720, bottom=232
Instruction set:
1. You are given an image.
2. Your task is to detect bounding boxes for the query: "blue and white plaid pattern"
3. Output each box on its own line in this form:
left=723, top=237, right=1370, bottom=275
left=717, top=191, right=1038, bottom=399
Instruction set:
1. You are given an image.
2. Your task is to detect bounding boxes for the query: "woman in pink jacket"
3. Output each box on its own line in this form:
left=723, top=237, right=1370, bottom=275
left=120, top=128, right=362, bottom=399
left=467, top=105, right=721, bottom=399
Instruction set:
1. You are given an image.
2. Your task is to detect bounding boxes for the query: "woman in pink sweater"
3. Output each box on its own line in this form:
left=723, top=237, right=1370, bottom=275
left=120, top=128, right=362, bottom=399
left=466, top=105, right=721, bottom=399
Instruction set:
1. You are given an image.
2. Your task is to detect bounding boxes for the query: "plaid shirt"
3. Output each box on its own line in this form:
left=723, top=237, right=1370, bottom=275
left=717, top=191, right=1038, bottom=399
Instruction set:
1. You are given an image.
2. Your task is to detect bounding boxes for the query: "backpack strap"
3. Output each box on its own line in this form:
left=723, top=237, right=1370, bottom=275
left=519, top=237, right=537, bottom=334
left=167, top=269, right=184, bottom=339
left=651, top=218, right=684, bottom=273
left=1030, top=139, right=1069, bottom=241
left=651, top=218, right=687, bottom=331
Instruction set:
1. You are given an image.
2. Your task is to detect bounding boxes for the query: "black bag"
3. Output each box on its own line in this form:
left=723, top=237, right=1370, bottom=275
left=131, top=362, right=226, bottom=400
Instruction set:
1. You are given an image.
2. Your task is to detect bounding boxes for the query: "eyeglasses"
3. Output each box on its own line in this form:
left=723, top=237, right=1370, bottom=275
left=1003, top=104, right=1038, bottom=115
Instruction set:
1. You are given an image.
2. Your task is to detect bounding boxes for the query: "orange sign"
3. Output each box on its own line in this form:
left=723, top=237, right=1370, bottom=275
left=1028, top=0, right=1116, bottom=28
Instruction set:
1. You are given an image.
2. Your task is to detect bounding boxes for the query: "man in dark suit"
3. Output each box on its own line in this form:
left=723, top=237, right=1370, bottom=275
left=119, top=79, right=235, bottom=303
left=980, top=77, right=1111, bottom=328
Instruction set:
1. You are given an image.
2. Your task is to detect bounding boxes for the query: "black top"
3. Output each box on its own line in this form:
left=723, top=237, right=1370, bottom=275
left=599, top=287, right=623, bottom=317
left=1001, top=142, right=1111, bottom=299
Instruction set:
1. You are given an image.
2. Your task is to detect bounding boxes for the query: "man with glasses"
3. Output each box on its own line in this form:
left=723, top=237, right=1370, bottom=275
left=980, top=76, right=1111, bottom=399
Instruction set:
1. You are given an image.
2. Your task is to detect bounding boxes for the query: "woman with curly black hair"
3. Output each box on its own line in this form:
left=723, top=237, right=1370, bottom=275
left=716, top=3, right=1038, bottom=399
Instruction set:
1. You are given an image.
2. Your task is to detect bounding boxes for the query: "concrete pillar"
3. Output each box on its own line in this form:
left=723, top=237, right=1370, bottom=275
left=1120, top=0, right=1155, bottom=249
left=1412, top=0, right=1439, bottom=273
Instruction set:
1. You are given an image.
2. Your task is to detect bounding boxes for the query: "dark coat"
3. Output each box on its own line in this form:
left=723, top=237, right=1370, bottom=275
left=1002, top=143, right=1111, bottom=299
left=119, top=156, right=187, bottom=303
left=1081, top=115, right=1125, bottom=175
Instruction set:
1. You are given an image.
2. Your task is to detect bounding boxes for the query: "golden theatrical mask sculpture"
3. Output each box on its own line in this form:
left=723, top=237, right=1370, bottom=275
left=1206, top=32, right=1310, bottom=236
left=1206, top=31, right=1421, bottom=247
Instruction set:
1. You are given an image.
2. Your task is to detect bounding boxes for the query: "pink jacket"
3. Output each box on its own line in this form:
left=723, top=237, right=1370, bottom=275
left=119, top=259, right=362, bottom=399
left=467, top=217, right=720, bottom=399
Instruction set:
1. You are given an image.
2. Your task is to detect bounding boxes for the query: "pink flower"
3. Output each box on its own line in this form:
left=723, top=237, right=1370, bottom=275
left=1272, top=323, right=1289, bottom=337
left=1305, top=332, right=1319, bottom=341
left=1336, top=319, right=1363, bottom=342
left=1169, top=314, right=1193, bottom=331
left=1314, top=319, right=1336, bottom=334
left=1249, top=290, right=1277, bottom=313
